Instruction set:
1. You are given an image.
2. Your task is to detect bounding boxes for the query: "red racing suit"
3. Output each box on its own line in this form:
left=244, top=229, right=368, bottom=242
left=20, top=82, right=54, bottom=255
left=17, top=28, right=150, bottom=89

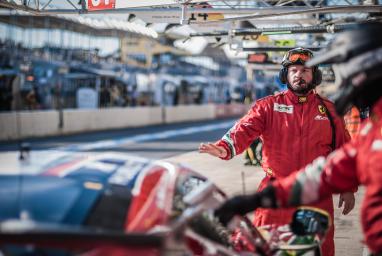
left=216, top=90, right=350, bottom=256
left=273, top=98, right=382, bottom=254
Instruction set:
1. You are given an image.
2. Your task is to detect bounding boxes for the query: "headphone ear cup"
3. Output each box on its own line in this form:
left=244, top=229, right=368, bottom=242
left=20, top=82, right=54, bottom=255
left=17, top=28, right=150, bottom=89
left=279, top=67, right=288, bottom=84
left=314, top=68, right=322, bottom=86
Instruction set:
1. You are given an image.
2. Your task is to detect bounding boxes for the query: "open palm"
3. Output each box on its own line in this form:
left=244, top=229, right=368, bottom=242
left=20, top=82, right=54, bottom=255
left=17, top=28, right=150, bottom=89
left=199, top=143, right=227, bottom=158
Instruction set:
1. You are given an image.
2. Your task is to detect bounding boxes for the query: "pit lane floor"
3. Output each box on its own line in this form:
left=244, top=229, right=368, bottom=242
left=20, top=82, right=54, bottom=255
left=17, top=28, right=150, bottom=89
left=0, top=118, right=236, bottom=159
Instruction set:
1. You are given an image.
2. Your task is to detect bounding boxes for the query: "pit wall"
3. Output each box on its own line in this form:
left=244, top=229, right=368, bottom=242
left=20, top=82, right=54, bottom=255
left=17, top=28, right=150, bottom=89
left=0, top=103, right=250, bottom=141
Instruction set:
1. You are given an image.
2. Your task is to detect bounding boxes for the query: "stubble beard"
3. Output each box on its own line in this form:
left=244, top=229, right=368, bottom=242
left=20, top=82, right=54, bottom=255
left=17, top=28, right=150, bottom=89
left=288, top=79, right=313, bottom=95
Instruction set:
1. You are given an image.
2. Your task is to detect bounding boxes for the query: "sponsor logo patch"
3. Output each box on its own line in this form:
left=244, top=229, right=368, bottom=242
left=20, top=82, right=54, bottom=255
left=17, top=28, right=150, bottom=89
left=318, top=105, right=326, bottom=115
left=274, top=103, right=293, bottom=114
left=314, top=115, right=329, bottom=121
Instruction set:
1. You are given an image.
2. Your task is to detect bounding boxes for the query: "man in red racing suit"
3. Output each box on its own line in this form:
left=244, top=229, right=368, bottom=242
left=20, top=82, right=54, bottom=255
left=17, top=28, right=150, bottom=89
left=214, top=23, right=382, bottom=255
left=200, top=48, right=354, bottom=256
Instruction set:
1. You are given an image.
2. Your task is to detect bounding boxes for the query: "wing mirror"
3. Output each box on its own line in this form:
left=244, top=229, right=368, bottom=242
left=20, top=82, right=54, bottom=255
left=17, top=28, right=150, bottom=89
left=290, top=207, right=331, bottom=237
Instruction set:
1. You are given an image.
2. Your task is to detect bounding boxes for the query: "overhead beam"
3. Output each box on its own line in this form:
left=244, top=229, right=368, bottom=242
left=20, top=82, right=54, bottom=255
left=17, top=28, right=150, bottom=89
left=0, top=5, right=376, bottom=15
left=242, top=46, right=324, bottom=51
left=189, top=22, right=367, bottom=37
left=24, top=6, right=320, bottom=15
left=0, top=0, right=40, bottom=14
left=192, top=5, right=382, bottom=23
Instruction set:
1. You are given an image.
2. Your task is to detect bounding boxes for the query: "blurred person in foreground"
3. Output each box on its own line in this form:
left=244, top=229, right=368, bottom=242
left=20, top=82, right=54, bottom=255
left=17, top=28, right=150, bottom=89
left=214, top=22, right=382, bottom=255
left=200, top=46, right=354, bottom=255
left=344, top=106, right=370, bottom=139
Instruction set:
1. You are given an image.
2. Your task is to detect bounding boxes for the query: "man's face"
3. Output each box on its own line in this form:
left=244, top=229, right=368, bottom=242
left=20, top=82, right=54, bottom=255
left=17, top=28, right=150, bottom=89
left=287, top=65, right=313, bottom=94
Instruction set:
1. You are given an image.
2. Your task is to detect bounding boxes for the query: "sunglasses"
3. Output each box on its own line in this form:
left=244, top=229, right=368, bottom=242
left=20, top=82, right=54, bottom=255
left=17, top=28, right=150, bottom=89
left=287, top=52, right=312, bottom=63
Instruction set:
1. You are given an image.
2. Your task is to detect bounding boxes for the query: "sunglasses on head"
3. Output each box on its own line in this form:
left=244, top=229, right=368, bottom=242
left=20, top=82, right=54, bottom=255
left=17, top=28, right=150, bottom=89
left=287, top=52, right=312, bottom=63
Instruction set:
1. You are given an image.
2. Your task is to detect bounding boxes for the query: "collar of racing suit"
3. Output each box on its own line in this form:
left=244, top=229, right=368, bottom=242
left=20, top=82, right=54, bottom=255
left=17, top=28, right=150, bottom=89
left=284, top=89, right=316, bottom=104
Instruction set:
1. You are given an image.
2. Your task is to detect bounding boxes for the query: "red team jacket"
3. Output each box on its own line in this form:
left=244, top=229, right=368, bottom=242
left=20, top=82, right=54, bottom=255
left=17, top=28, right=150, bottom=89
left=217, top=90, right=350, bottom=256
left=274, top=98, right=382, bottom=254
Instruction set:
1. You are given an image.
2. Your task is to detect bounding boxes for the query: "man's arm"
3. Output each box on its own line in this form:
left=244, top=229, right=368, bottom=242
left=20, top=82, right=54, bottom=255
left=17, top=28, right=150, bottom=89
left=215, top=140, right=360, bottom=223
left=199, top=101, right=266, bottom=160
left=274, top=141, right=359, bottom=207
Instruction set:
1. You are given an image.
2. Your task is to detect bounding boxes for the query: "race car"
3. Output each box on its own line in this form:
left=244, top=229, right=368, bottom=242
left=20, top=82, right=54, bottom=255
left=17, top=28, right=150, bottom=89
left=0, top=150, right=330, bottom=255
left=0, top=150, right=233, bottom=255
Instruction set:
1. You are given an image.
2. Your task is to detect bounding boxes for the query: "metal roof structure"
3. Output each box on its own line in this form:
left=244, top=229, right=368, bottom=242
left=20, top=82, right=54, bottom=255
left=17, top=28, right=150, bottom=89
left=1, top=1, right=380, bottom=34
left=0, top=0, right=381, bottom=56
left=1, top=1, right=380, bottom=24
left=0, top=9, right=158, bottom=38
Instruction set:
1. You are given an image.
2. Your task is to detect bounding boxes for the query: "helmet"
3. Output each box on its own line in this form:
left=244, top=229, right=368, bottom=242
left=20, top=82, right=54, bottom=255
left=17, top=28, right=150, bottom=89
left=279, top=47, right=322, bottom=88
left=306, top=22, right=382, bottom=116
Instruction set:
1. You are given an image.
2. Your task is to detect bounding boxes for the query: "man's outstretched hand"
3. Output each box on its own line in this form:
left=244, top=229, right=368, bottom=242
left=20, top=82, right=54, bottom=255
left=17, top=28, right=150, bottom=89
left=199, top=142, right=228, bottom=158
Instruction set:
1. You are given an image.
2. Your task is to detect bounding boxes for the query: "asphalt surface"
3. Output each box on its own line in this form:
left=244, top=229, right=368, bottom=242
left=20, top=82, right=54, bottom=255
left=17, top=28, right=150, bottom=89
left=0, top=118, right=236, bottom=159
